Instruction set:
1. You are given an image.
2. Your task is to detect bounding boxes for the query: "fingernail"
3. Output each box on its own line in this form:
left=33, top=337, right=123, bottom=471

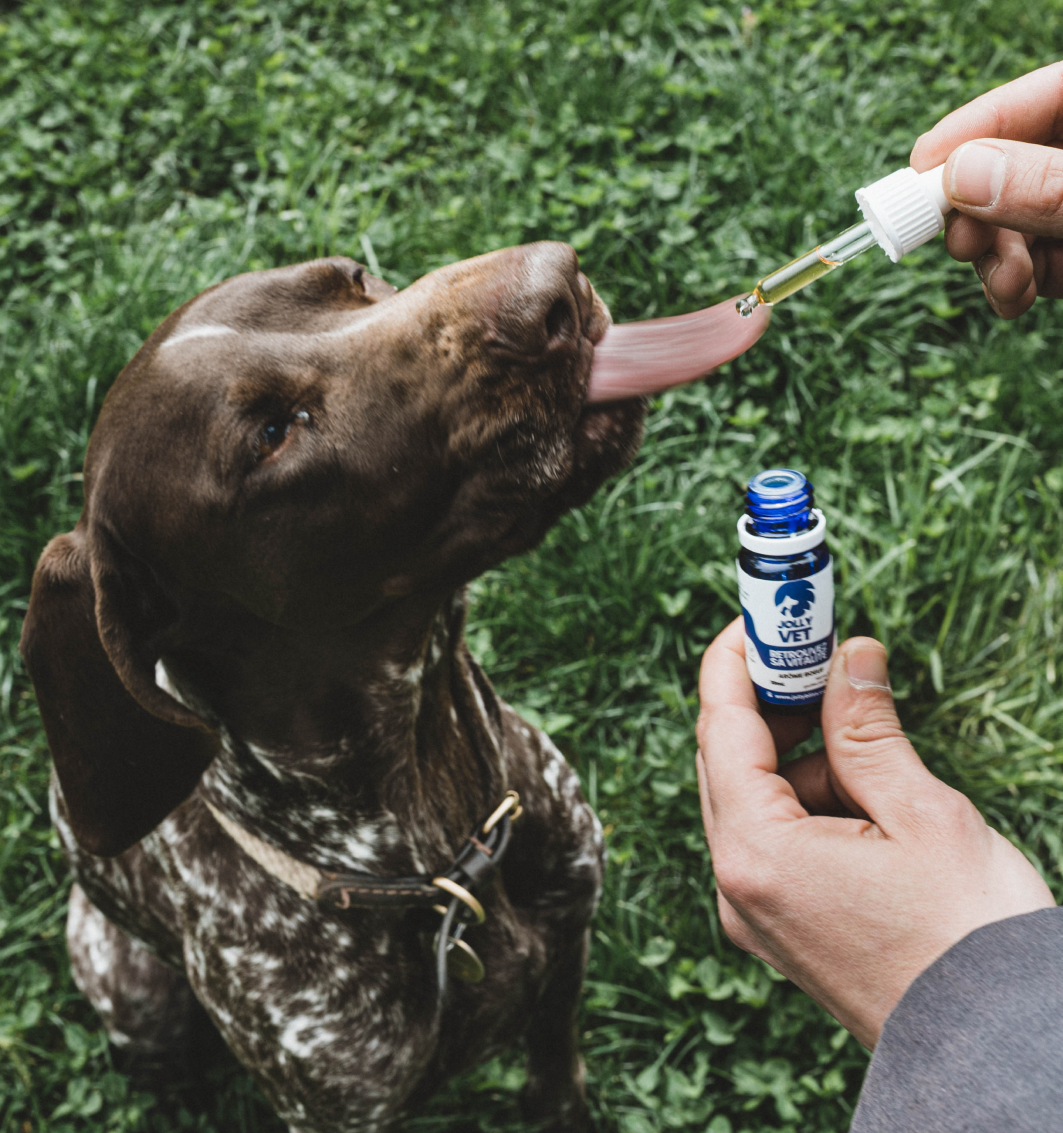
left=975, top=252, right=999, bottom=284
left=846, top=647, right=891, bottom=692
left=976, top=253, right=1001, bottom=298
left=949, top=142, right=1007, bottom=207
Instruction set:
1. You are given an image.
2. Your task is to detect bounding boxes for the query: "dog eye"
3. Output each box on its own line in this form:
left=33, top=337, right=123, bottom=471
left=258, top=410, right=309, bottom=460
left=261, top=420, right=291, bottom=454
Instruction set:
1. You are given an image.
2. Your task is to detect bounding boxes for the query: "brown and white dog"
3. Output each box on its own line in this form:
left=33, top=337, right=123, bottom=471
left=20, top=243, right=645, bottom=1132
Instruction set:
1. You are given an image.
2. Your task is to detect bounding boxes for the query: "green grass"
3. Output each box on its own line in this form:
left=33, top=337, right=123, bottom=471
left=3, top=0, right=1063, bottom=1130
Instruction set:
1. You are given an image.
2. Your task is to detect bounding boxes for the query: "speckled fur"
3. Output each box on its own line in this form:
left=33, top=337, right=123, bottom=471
left=59, top=606, right=605, bottom=1131
left=24, top=246, right=645, bottom=1132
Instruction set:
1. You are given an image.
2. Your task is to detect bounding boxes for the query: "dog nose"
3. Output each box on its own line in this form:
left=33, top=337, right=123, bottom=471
left=487, top=242, right=588, bottom=358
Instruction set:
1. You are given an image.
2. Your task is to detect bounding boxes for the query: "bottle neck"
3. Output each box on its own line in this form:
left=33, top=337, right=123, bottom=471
left=738, top=510, right=826, bottom=556
left=746, top=507, right=815, bottom=537
left=746, top=488, right=814, bottom=537
left=744, top=468, right=817, bottom=539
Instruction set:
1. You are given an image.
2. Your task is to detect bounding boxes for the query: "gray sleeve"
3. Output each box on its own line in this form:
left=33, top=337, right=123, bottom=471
left=850, top=906, right=1063, bottom=1132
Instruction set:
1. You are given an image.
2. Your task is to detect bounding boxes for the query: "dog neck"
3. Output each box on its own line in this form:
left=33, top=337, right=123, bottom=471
left=158, top=588, right=506, bottom=877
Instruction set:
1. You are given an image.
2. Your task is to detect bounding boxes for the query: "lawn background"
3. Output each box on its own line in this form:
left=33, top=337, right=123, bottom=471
left=3, top=1, right=1063, bottom=1130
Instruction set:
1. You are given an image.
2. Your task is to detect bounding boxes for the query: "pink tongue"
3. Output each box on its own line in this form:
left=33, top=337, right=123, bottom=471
left=586, top=295, right=771, bottom=403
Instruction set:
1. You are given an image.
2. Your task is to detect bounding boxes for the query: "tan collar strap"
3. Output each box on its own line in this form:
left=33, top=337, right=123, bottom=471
left=203, top=792, right=522, bottom=915
left=205, top=800, right=323, bottom=899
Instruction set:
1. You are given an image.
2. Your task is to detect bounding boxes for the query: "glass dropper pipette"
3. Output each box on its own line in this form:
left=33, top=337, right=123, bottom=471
left=736, top=221, right=879, bottom=317
left=736, top=162, right=951, bottom=319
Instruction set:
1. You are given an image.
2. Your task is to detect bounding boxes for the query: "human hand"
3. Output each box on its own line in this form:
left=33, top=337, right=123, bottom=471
left=695, top=619, right=1054, bottom=1049
left=910, top=61, right=1063, bottom=318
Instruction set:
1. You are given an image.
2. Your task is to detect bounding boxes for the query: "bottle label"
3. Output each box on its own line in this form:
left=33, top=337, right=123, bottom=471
left=736, top=558, right=835, bottom=704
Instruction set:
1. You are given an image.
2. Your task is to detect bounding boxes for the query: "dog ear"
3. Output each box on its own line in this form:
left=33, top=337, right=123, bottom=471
left=20, top=528, right=216, bottom=857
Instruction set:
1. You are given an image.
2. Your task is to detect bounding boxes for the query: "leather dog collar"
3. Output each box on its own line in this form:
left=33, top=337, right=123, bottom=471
left=204, top=791, right=522, bottom=993
left=204, top=791, right=521, bottom=910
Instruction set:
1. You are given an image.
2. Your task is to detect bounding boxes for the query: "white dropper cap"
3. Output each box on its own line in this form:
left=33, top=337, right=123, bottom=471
left=854, top=163, right=951, bottom=263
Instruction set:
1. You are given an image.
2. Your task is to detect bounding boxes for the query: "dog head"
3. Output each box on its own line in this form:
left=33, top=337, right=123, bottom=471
left=21, top=243, right=645, bottom=854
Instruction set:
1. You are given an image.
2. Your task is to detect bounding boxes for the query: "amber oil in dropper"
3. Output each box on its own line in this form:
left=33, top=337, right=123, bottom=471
left=736, top=220, right=880, bottom=317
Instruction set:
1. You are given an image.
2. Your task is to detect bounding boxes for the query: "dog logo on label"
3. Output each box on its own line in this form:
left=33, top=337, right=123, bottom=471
left=774, top=579, right=816, bottom=619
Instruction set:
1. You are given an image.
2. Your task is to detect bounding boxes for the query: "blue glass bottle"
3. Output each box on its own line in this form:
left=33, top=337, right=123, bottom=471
left=736, top=469, right=835, bottom=715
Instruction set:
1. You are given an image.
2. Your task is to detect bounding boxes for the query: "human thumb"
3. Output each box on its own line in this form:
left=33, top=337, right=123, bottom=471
left=945, top=138, right=1063, bottom=239
left=819, top=638, right=939, bottom=830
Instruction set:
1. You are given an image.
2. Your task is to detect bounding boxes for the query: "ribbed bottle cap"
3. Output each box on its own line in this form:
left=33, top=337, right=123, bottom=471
left=854, top=164, right=950, bottom=263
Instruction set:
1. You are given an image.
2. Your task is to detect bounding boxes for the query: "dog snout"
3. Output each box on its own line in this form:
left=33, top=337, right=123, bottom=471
left=485, top=242, right=592, bottom=360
